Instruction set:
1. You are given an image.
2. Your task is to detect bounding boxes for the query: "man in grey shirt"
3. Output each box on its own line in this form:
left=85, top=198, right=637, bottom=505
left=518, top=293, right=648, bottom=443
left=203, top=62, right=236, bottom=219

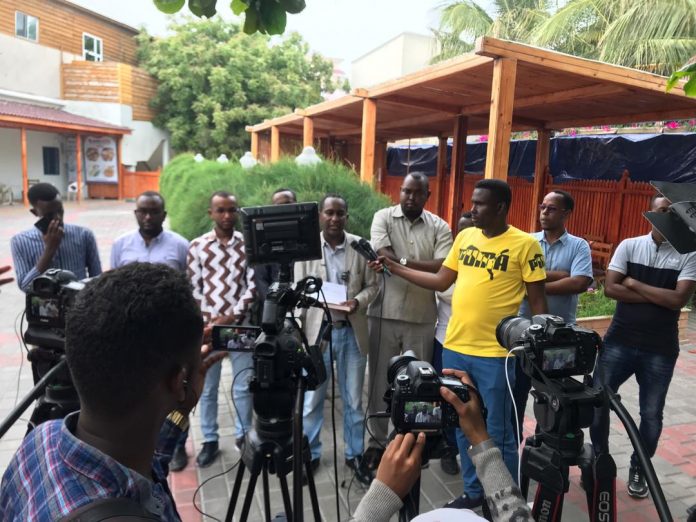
left=364, top=172, right=452, bottom=468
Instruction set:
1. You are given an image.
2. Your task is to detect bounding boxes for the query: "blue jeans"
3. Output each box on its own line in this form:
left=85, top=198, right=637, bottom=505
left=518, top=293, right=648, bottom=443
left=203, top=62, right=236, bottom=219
left=303, top=325, right=367, bottom=460
left=199, top=351, right=254, bottom=442
left=590, top=341, right=677, bottom=468
left=442, top=349, right=518, bottom=498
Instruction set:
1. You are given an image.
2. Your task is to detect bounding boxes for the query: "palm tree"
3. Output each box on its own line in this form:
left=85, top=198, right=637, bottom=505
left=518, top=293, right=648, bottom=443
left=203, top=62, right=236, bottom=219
left=533, top=0, right=696, bottom=76
left=433, top=0, right=554, bottom=62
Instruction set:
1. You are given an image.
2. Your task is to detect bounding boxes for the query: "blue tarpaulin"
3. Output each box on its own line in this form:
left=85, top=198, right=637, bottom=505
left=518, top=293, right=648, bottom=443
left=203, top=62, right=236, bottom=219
left=386, top=133, right=696, bottom=183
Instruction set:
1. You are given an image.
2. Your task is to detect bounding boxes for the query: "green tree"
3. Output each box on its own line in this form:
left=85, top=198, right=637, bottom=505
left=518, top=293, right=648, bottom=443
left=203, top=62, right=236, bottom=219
left=433, top=0, right=552, bottom=62
left=153, top=0, right=306, bottom=35
left=136, top=19, right=333, bottom=158
left=533, top=0, right=696, bottom=75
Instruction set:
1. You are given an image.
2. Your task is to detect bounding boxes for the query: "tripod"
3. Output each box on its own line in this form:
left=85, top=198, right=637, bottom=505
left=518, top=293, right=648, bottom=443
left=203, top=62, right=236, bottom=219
left=224, top=379, right=321, bottom=522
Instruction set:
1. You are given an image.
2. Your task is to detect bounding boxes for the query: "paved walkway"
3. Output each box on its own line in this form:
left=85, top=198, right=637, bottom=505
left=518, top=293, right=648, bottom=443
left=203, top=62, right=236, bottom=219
left=0, top=200, right=695, bottom=521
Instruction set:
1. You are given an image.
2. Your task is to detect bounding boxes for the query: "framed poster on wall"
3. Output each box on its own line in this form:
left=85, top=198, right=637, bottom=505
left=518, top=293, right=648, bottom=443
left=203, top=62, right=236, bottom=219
left=84, top=136, right=118, bottom=184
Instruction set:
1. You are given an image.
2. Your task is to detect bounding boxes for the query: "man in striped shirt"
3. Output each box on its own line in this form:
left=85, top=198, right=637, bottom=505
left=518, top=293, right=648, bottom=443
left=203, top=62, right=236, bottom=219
left=10, top=183, right=101, bottom=292
left=188, top=191, right=257, bottom=467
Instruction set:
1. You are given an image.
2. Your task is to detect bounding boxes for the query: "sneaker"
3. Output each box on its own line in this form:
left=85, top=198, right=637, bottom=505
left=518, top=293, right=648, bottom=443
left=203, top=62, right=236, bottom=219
left=627, top=465, right=648, bottom=499
left=301, top=458, right=321, bottom=486
left=345, top=456, right=374, bottom=487
left=196, top=441, right=220, bottom=468
left=362, top=447, right=384, bottom=471
left=235, top=437, right=244, bottom=452
left=444, top=494, right=483, bottom=510
left=440, top=448, right=460, bottom=476
left=169, top=445, right=188, bottom=472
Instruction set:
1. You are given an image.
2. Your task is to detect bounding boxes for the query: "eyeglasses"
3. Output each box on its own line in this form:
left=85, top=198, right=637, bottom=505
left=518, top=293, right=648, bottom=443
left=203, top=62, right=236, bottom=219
left=538, top=204, right=564, bottom=213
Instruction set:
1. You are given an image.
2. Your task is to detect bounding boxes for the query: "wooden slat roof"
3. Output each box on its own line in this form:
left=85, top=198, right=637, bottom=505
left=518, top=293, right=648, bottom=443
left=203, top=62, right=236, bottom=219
left=247, top=37, right=696, bottom=142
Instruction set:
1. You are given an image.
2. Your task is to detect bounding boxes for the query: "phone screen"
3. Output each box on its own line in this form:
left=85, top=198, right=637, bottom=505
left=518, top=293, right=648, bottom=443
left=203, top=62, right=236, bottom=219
left=34, top=216, right=52, bottom=235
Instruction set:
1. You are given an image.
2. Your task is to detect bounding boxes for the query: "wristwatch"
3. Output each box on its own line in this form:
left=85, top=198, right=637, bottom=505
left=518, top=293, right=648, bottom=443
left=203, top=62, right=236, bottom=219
left=167, top=409, right=190, bottom=431
left=399, top=257, right=408, bottom=266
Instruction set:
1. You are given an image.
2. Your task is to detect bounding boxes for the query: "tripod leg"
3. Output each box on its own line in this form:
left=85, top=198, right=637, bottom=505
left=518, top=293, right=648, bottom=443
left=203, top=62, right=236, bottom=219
left=225, top=461, right=247, bottom=522
left=278, top=473, right=294, bottom=522
left=262, top=465, right=272, bottom=522
left=240, top=468, right=260, bottom=522
left=304, top=460, right=322, bottom=522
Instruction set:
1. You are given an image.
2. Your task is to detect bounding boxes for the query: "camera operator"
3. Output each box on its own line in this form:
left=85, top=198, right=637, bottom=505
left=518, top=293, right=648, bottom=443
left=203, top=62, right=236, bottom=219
left=0, top=263, right=226, bottom=520
left=352, top=369, right=531, bottom=522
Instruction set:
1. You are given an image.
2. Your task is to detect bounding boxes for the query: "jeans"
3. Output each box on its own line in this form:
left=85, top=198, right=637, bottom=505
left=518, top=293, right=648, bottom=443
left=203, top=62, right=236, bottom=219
left=199, top=350, right=254, bottom=442
left=442, top=348, right=518, bottom=498
left=303, top=325, right=367, bottom=461
left=590, top=341, right=677, bottom=468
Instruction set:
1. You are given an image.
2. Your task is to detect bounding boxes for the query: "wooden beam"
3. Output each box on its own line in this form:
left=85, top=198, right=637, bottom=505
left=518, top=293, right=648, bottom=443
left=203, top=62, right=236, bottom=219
left=547, top=107, right=696, bottom=130
left=485, top=58, right=517, bottom=180
left=360, top=98, right=377, bottom=185
left=312, top=112, right=363, bottom=127
left=447, top=116, right=468, bottom=226
left=529, top=129, right=551, bottom=231
left=271, top=126, right=280, bottom=162
left=303, top=117, right=314, bottom=148
left=76, top=134, right=83, bottom=203
left=21, top=128, right=28, bottom=207
left=380, top=95, right=461, bottom=115
left=379, top=112, right=451, bottom=132
left=375, top=141, right=388, bottom=194
left=434, top=136, right=448, bottom=216
left=0, top=115, right=130, bottom=136
left=251, top=131, right=259, bottom=158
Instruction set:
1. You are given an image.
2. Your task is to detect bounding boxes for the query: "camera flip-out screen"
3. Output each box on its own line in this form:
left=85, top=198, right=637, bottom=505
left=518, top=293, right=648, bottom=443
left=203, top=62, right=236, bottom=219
left=403, top=400, right=443, bottom=429
left=541, top=346, right=577, bottom=374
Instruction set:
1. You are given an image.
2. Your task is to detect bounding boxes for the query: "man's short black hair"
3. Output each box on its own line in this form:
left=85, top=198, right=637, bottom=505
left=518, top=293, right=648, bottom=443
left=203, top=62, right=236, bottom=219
left=209, top=190, right=235, bottom=205
left=273, top=187, right=297, bottom=200
left=65, top=263, right=203, bottom=415
left=404, top=172, right=430, bottom=191
left=474, top=179, right=512, bottom=210
left=27, top=183, right=59, bottom=206
left=551, top=190, right=574, bottom=211
left=137, top=190, right=165, bottom=208
left=319, top=193, right=348, bottom=212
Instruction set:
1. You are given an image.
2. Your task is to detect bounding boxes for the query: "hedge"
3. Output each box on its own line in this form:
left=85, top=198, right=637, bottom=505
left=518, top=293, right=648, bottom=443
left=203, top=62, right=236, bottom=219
left=159, top=154, right=393, bottom=241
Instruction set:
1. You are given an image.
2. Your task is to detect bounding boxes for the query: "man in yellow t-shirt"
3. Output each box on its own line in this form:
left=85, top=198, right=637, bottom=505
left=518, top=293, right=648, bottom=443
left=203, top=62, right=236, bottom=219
left=371, top=179, right=547, bottom=510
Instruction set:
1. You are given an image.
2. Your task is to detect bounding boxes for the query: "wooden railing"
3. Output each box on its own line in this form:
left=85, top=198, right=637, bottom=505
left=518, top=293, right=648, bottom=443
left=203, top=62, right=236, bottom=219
left=122, top=170, right=160, bottom=199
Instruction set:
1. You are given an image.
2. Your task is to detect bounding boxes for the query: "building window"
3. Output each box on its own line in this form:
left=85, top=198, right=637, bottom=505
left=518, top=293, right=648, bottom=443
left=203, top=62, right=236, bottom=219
left=83, top=33, right=103, bottom=62
left=15, top=12, right=39, bottom=41
left=43, top=147, right=60, bottom=176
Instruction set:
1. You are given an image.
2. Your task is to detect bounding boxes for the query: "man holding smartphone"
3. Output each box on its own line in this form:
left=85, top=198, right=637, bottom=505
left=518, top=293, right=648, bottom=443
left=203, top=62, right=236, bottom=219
left=10, top=183, right=101, bottom=292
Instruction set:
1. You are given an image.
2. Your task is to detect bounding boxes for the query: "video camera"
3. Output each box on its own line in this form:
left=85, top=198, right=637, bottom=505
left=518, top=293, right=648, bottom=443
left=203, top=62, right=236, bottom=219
left=25, top=269, right=85, bottom=350
left=385, top=351, right=471, bottom=435
left=496, top=314, right=600, bottom=380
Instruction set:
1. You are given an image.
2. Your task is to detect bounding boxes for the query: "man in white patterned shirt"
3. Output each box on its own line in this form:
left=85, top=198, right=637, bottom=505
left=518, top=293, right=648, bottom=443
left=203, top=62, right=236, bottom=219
left=188, top=191, right=257, bottom=467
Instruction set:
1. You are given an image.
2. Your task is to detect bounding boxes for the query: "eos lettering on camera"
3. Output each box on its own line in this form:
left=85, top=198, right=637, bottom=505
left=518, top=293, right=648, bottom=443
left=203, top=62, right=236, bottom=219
left=25, top=269, right=86, bottom=350
left=386, top=351, right=470, bottom=434
left=496, top=314, right=599, bottom=379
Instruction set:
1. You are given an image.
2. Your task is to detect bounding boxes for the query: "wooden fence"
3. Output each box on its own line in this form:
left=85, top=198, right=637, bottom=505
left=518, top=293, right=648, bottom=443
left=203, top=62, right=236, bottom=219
left=122, top=170, right=160, bottom=199
left=382, top=170, right=654, bottom=248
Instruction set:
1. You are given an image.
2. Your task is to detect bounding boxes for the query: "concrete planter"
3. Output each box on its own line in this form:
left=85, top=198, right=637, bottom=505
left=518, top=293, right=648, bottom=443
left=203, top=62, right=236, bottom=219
left=576, top=308, right=691, bottom=339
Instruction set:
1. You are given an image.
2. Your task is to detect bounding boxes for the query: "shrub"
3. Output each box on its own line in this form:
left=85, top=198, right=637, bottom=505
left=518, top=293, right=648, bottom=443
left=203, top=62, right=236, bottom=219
left=577, top=287, right=617, bottom=318
left=160, top=155, right=392, bottom=240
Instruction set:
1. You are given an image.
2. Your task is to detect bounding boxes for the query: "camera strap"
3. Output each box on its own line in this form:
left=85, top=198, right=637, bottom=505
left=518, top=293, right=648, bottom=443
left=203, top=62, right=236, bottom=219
left=59, top=497, right=160, bottom=521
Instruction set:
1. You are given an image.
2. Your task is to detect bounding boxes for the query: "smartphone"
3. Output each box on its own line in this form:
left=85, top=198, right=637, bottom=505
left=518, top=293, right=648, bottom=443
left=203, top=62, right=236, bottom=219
left=34, top=216, right=52, bottom=235
left=211, top=325, right=261, bottom=352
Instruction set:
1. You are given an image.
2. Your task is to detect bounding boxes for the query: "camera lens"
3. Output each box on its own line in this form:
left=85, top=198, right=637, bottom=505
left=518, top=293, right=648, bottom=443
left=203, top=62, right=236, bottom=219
left=496, top=316, right=531, bottom=350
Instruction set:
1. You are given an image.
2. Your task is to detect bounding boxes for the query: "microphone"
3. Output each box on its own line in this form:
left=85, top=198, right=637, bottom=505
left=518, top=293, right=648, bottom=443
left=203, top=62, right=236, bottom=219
left=350, top=240, right=392, bottom=276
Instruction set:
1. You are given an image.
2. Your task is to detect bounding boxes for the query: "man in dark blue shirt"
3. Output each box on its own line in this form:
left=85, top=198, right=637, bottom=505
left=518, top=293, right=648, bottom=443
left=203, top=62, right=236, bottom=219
left=10, top=183, right=101, bottom=292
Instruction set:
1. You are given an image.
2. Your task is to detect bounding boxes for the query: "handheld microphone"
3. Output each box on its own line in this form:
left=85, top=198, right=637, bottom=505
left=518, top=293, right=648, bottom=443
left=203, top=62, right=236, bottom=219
left=350, top=240, right=392, bottom=276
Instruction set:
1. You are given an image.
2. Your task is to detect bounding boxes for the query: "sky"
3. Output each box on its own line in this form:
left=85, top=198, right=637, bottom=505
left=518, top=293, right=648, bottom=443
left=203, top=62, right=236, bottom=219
left=67, top=0, right=497, bottom=67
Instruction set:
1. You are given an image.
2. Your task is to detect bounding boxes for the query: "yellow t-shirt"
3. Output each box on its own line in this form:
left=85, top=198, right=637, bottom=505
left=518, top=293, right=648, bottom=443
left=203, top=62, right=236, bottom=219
left=442, top=226, right=546, bottom=357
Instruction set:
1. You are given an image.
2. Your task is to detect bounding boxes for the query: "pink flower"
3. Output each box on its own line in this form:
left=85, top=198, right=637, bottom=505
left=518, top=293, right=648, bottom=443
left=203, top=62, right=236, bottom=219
left=666, top=121, right=680, bottom=129
left=478, top=135, right=488, bottom=142
left=568, top=129, right=578, bottom=137
left=689, top=119, right=696, bottom=127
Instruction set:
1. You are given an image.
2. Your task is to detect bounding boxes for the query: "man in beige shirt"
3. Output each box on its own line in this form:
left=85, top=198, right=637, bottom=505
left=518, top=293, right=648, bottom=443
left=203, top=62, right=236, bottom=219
left=365, top=172, right=452, bottom=467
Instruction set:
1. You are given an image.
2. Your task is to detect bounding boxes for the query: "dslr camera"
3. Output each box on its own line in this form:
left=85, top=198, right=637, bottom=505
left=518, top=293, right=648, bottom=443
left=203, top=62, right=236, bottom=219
left=386, top=351, right=471, bottom=434
left=496, top=314, right=599, bottom=380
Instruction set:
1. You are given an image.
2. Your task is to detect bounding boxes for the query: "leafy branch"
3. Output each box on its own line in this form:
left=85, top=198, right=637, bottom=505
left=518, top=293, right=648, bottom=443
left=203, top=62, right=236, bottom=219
left=667, top=62, right=696, bottom=97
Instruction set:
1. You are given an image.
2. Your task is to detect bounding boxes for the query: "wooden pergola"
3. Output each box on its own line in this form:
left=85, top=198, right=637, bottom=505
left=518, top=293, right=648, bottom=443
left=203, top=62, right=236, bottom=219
left=247, top=37, right=696, bottom=228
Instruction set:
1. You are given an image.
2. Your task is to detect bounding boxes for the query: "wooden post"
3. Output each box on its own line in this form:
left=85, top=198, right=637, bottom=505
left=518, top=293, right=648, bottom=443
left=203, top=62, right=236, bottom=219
left=76, top=134, right=83, bottom=203
left=360, top=98, right=377, bottom=185
left=434, top=136, right=448, bottom=216
left=270, top=126, right=280, bottom=162
left=117, top=135, right=123, bottom=200
left=303, top=117, right=314, bottom=148
left=374, top=141, right=387, bottom=193
left=529, top=129, right=551, bottom=231
left=21, top=128, right=28, bottom=207
left=446, top=116, right=468, bottom=227
left=251, top=131, right=259, bottom=158
left=484, top=58, right=517, bottom=180
left=608, top=170, right=630, bottom=245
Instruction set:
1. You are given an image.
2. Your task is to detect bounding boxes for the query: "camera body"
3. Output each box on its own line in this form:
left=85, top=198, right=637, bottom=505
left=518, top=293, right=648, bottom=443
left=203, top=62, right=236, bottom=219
left=25, top=269, right=85, bottom=350
left=388, top=353, right=470, bottom=434
left=496, top=314, right=599, bottom=380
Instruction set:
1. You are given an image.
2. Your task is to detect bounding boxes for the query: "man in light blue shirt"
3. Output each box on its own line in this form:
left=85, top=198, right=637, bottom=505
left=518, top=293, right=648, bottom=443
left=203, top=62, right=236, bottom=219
left=110, top=191, right=189, bottom=271
left=514, top=190, right=593, bottom=442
